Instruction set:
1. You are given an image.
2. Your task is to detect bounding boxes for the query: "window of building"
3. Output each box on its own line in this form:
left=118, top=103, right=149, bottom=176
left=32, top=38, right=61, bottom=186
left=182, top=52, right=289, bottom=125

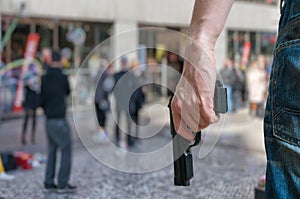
left=227, top=29, right=276, bottom=63
left=1, top=16, right=112, bottom=68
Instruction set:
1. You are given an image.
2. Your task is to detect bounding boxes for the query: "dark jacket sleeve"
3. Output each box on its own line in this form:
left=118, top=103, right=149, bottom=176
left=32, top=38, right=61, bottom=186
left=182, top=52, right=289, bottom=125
left=40, top=76, right=45, bottom=108
left=64, top=75, right=71, bottom=96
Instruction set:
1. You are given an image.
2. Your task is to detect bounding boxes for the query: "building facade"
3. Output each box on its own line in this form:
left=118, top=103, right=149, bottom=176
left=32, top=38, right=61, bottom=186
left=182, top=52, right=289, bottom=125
left=1, top=0, right=280, bottom=67
left=0, top=0, right=279, bottom=115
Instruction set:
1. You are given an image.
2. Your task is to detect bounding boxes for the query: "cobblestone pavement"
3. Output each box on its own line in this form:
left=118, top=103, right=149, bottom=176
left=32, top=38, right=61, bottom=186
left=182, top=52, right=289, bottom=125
left=0, top=102, right=266, bottom=199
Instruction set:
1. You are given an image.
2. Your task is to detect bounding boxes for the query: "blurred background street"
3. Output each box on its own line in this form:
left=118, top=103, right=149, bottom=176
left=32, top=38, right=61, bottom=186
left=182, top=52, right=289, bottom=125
left=0, top=99, right=266, bottom=199
left=0, top=0, right=280, bottom=198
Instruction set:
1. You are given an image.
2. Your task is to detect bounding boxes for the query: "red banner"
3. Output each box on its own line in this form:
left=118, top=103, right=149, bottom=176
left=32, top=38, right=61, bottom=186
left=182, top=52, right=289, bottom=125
left=13, top=33, right=40, bottom=112
left=241, top=41, right=251, bottom=66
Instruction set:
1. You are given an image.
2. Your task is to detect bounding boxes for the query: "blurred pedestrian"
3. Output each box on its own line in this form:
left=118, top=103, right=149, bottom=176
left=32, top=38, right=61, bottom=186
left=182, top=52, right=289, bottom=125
left=232, top=60, right=245, bottom=112
left=1, top=69, right=12, bottom=112
left=40, top=50, right=76, bottom=193
left=40, top=48, right=52, bottom=69
left=129, top=59, right=145, bottom=140
left=8, top=70, right=18, bottom=111
left=88, top=54, right=101, bottom=87
left=220, top=58, right=235, bottom=112
left=61, top=47, right=72, bottom=69
left=246, top=60, right=267, bottom=117
left=113, top=56, right=139, bottom=148
left=21, top=64, right=41, bottom=145
left=94, top=62, right=114, bottom=143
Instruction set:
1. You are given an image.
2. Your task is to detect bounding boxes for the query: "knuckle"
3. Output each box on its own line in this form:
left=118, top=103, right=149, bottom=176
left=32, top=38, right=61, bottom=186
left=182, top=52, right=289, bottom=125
left=196, top=126, right=203, bottom=132
left=209, top=113, right=218, bottom=124
left=197, top=123, right=206, bottom=131
left=189, top=125, right=198, bottom=133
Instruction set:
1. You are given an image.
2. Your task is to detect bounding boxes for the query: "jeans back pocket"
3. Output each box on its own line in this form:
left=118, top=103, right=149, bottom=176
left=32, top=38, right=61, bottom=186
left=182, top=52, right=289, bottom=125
left=273, top=108, right=300, bottom=146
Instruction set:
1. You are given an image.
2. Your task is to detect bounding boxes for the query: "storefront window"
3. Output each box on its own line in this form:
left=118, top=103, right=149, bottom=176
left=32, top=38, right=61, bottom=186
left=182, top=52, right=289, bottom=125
left=2, top=17, right=112, bottom=67
left=227, top=29, right=276, bottom=63
left=261, top=32, right=277, bottom=54
left=37, top=25, right=53, bottom=49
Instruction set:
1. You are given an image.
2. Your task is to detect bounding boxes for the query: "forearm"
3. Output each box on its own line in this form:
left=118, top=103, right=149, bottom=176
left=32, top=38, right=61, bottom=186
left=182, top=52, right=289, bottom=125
left=189, top=0, right=233, bottom=47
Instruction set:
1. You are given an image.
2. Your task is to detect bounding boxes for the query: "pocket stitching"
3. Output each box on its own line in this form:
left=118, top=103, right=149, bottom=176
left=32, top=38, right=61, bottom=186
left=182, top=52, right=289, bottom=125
left=275, top=39, right=300, bottom=53
left=273, top=108, right=300, bottom=146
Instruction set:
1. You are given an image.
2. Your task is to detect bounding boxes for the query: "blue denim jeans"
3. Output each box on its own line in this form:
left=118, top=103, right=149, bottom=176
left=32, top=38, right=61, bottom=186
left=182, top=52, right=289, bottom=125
left=264, top=0, right=300, bottom=198
left=45, top=118, right=72, bottom=188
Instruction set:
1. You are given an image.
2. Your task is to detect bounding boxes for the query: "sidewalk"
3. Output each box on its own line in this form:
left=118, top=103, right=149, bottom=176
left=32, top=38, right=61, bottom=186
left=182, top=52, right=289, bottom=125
left=0, top=100, right=266, bottom=199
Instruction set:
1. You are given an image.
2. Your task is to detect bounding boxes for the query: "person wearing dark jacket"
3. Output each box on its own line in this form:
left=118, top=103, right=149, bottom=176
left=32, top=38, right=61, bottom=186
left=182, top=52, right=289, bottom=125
left=95, top=64, right=114, bottom=140
left=21, top=74, right=40, bottom=145
left=40, top=51, right=76, bottom=193
left=113, top=56, right=139, bottom=148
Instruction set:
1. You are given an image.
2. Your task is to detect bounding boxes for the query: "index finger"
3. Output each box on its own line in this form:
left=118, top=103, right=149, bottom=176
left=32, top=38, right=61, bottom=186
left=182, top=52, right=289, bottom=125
left=172, top=108, right=196, bottom=141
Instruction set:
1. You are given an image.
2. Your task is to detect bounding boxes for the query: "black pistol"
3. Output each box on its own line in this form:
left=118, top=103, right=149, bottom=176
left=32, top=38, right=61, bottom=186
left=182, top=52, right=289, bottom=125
left=169, top=80, right=227, bottom=186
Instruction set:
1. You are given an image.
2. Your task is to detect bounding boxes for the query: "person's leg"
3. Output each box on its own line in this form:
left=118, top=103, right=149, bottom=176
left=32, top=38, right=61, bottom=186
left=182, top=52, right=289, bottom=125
left=232, top=89, right=241, bottom=112
left=231, top=88, right=236, bottom=112
left=115, top=109, right=121, bottom=146
left=126, top=111, right=133, bottom=147
left=133, top=111, right=139, bottom=139
left=21, top=109, right=29, bottom=145
left=45, top=119, right=57, bottom=186
left=31, top=109, right=37, bottom=144
left=9, top=83, right=16, bottom=111
left=255, top=103, right=260, bottom=117
left=98, top=109, right=106, bottom=131
left=257, top=102, right=264, bottom=118
left=57, top=120, right=72, bottom=188
left=265, top=1, right=300, bottom=197
left=251, top=102, right=257, bottom=116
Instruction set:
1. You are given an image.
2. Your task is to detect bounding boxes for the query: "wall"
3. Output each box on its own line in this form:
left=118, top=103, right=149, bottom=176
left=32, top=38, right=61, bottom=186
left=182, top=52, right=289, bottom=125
left=1, top=0, right=280, bottom=66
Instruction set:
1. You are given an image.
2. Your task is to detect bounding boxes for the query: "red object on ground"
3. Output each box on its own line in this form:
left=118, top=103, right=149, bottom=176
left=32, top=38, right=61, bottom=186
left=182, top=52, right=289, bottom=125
left=14, top=152, right=33, bottom=170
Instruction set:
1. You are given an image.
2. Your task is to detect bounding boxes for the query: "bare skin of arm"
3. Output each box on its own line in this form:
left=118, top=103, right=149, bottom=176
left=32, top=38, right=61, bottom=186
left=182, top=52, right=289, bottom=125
left=171, top=0, right=233, bottom=140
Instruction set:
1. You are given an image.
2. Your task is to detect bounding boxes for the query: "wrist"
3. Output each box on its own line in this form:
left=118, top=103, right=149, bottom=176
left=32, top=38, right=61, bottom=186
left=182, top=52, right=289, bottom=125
left=189, top=32, right=216, bottom=50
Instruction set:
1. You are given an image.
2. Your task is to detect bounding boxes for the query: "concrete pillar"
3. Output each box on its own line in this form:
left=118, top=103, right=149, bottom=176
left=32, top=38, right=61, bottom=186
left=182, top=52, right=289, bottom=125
left=53, top=25, right=59, bottom=50
left=112, top=21, right=138, bottom=71
left=112, top=0, right=138, bottom=70
left=30, top=22, right=36, bottom=33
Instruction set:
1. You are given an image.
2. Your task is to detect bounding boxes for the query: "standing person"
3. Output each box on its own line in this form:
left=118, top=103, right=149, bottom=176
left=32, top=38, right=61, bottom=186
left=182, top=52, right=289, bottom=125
left=129, top=59, right=145, bottom=140
left=113, top=56, right=139, bottom=148
left=40, top=51, right=76, bottom=193
left=94, top=62, right=115, bottom=142
left=21, top=65, right=40, bottom=145
left=171, top=0, right=300, bottom=197
left=232, top=60, right=244, bottom=112
left=246, top=60, right=267, bottom=117
left=220, top=58, right=235, bottom=112
left=88, top=54, right=101, bottom=102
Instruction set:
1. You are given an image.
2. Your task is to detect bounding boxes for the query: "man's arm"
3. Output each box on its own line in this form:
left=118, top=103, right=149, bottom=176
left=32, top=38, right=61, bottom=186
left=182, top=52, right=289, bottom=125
left=189, top=0, right=233, bottom=47
left=171, top=0, right=233, bottom=140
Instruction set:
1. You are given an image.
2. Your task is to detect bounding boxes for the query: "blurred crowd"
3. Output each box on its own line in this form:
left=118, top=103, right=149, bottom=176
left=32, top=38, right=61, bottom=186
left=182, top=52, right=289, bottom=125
left=0, top=45, right=273, bottom=191
left=220, top=54, right=271, bottom=118
left=0, top=43, right=274, bottom=147
left=91, top=55, right=146, bottom=149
